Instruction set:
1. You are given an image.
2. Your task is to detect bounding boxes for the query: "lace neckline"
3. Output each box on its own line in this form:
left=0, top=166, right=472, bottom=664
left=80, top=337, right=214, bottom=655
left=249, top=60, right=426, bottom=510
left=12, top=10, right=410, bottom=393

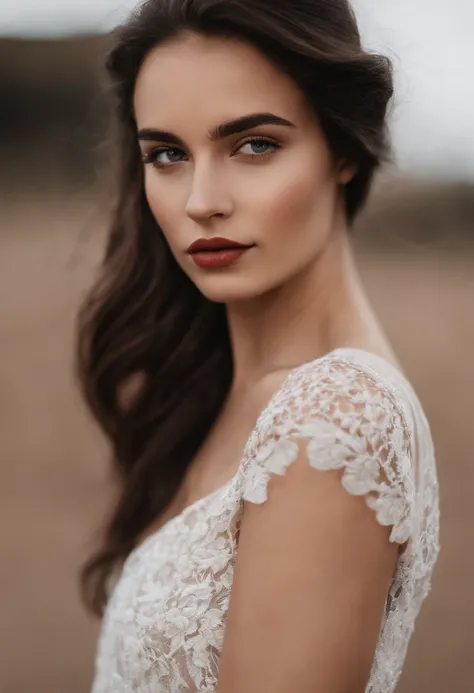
left=123, top=346, right=407, bottom=567
left=124, top=475, right=239, bottom=566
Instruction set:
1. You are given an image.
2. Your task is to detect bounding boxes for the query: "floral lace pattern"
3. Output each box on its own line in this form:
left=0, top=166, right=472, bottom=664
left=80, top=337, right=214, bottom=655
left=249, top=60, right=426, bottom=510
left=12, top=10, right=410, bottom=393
left=91, top=348, right=440, bottom=693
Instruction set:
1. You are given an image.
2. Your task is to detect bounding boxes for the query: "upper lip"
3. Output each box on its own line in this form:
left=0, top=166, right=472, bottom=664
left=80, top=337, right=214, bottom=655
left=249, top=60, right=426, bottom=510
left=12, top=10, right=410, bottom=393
left=187, top=237, right=253, bottom=254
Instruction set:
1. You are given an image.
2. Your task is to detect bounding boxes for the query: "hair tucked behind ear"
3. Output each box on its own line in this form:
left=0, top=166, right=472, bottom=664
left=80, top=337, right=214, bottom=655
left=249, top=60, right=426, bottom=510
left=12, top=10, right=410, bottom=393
left=77, top=0, right=394, bottom=616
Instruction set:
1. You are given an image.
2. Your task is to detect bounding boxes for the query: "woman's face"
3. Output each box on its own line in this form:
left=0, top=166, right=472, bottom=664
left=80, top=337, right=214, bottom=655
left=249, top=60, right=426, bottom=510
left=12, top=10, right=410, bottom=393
left=134, top=32, right=354, bottom=303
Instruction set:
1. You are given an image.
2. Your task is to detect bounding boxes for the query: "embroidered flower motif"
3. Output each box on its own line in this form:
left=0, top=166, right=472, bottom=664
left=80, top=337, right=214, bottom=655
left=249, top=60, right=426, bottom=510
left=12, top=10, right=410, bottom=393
left=303, top=420, right=362, bottom=469
left=341, top=456, right=381, bottom=495
left=194, top=536, right=231, bottom=572
left=242, top=462, right=271, bottom=503
left=266, top=438, right=299, bottom=474
left=366, top=493, right=412, bottom=544
left=120, top=632, right=147, bottom=680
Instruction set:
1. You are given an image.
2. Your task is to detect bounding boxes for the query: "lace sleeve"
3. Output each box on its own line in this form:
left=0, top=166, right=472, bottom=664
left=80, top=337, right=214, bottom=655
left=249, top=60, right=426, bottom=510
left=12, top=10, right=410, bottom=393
left=241, top=357, right=416, bottom=545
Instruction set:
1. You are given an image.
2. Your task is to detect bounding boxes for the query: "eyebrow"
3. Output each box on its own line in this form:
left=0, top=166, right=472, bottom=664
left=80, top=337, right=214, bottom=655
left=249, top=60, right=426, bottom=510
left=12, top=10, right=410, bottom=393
left=137, top=112, right=295, bottom=146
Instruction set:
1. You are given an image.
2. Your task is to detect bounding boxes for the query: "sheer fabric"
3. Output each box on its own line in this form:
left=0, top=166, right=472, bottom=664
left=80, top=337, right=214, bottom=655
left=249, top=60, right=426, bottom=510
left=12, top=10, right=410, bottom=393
left=91, top=348, right=440, bottom=693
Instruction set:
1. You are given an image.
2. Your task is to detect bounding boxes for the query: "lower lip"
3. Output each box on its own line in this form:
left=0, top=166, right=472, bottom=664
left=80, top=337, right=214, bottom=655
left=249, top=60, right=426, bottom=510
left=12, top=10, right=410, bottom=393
left=190, top=247, right=253, bottom=268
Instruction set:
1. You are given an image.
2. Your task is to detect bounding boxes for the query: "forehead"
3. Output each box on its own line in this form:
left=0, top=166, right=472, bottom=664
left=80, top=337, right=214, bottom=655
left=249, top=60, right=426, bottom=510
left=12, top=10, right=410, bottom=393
left=133, top=33, right=310, bottom=128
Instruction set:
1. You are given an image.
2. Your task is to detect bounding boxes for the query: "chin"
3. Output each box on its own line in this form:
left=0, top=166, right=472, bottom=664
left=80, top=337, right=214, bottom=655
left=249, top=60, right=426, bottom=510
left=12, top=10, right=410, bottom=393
left=192, top=275, right=270, bottom=304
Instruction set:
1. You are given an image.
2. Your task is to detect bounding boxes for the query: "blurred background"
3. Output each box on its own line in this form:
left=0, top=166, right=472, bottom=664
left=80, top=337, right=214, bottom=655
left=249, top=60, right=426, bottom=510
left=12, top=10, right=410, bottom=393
left=0, top=1, right=472, bottom=691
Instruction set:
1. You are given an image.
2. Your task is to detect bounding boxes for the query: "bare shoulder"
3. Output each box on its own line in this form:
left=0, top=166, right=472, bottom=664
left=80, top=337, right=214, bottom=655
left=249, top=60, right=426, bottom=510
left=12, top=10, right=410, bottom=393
left=249, top=353, right=370, bottom=415
left=243, top=365, right=300, bottom=425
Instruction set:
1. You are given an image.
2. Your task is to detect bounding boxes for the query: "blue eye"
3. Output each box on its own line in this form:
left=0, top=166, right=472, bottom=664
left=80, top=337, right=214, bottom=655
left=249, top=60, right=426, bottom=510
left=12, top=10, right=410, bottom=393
left=142, top=136, right=280, bottom=169
left=143, top=147, right=186, bottom=167
left=237, top=138, right=279, bottom=157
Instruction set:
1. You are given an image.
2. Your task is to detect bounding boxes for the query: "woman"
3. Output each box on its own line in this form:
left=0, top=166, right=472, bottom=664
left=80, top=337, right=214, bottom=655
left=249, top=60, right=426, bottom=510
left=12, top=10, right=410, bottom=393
left=77, top=1, right=440, bottom=691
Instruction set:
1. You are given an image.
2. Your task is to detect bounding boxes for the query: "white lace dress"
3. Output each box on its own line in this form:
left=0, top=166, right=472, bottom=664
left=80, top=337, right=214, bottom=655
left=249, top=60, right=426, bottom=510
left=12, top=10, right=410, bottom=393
left=91, top=347, right=440, bottom=693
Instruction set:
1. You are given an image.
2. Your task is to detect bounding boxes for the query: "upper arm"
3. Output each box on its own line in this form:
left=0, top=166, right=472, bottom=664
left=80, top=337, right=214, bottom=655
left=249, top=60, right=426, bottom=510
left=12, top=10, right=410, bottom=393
left=217, top=361, right=415, bottom=693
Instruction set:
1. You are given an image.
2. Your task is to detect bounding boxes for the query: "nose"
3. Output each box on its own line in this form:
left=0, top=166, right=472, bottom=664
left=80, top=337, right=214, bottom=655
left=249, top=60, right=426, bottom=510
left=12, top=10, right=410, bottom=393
left=185, top=164, right=233, bottom=223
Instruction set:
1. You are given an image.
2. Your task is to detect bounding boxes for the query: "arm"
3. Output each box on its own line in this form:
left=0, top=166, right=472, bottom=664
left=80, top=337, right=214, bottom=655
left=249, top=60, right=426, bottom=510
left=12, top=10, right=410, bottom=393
left=217, top=364, right=413, bottom=693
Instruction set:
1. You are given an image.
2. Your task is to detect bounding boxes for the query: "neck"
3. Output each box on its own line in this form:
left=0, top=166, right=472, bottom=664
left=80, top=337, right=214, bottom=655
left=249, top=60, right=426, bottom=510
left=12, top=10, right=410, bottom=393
left=225, top=228, right=385, bottom=392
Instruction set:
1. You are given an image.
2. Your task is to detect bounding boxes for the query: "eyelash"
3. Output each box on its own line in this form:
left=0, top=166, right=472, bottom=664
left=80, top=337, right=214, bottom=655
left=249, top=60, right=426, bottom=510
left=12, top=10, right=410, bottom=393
left=141, top=136, right=281, bottom=169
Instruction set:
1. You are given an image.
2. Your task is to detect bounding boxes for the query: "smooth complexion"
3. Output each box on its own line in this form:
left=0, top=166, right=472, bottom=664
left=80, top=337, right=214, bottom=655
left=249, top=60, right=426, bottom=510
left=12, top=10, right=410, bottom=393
left=134, top=31, right=398, bottom=392
left=133, top=34, right=401, bottom=693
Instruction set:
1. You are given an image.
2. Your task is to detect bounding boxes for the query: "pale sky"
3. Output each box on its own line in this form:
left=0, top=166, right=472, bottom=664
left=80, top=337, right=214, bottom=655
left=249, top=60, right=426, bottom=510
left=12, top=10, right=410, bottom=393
left=1, top=0, right=473, bottom=182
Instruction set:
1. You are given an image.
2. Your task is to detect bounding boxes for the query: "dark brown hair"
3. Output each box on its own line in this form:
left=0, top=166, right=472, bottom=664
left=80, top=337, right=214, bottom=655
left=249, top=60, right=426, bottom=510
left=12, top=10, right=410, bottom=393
left=77, top=0, right=394, bottom=616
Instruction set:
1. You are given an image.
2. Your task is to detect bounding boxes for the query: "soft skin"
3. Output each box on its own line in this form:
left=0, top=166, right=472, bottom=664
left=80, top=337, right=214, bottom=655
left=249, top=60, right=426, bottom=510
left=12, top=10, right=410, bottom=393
left=132, top=31, right=402, bottom=693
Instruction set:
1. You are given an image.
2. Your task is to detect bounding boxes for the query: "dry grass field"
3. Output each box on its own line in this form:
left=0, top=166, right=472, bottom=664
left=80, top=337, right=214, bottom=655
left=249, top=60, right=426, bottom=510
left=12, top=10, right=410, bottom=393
left=0, top=194, right=473, bottom=692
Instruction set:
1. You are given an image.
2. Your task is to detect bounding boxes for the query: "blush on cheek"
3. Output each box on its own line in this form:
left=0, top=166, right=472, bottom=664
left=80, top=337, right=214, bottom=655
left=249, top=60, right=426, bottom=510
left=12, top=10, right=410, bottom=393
left=271, top=171, right=322, bottom=227
left=258, top=165, right=338, bottom=260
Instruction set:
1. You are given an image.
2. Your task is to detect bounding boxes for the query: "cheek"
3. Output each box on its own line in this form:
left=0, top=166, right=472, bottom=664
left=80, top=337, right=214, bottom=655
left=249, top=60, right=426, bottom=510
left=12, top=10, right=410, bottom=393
left=145, top=175, right=165, bottom=222
left=144, top=175, right=179, bottom=243
left=256, top=159, right=336, bottom=249
left=143, top=175, right=192, bottom=273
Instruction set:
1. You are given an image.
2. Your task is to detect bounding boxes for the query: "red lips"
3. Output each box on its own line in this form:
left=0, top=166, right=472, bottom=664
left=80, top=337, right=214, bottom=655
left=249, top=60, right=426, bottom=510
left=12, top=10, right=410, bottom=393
left=187, top=237, right=253, bottom=254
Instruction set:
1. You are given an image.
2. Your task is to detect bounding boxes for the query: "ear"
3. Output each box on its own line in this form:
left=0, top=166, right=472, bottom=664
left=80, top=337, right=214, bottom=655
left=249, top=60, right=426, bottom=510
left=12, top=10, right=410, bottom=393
left=337, top=160, right=357, bottom=185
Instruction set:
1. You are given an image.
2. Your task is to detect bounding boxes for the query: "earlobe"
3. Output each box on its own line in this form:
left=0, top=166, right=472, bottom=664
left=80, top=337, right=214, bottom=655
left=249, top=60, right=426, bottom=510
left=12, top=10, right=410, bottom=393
left=338, top=161, right=357, bottom=185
